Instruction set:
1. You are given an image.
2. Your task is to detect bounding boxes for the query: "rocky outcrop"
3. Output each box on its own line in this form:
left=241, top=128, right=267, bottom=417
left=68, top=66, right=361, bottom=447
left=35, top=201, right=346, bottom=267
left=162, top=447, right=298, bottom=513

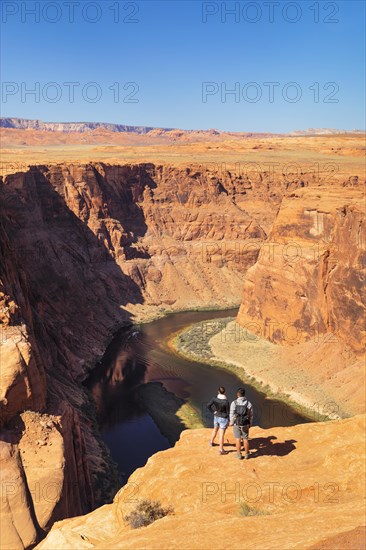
left=0, top=407, right=95, bottom=549
left=237, top=186, right=365, bottom=353
left=1, top=199, right=95, bottom=547
left=36, top=416, right=366, bottom=550
left=230, top=185, right=365, bottom=416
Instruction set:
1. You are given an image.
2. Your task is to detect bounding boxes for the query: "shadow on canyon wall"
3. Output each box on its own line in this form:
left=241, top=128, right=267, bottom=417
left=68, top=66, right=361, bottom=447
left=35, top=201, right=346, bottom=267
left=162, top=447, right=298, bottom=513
left=1, top=164, right=189, bottom=459
left=0, top=166, right=160, bottom=525
left=1, top=163, right=207, bottom=455
left=1, top=166, right=146, bottom=381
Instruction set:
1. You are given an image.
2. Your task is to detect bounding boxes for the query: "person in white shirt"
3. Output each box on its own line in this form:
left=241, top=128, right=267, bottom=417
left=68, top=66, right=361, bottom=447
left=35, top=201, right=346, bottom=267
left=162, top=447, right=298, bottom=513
left=230, top=387, right=253, bottom=460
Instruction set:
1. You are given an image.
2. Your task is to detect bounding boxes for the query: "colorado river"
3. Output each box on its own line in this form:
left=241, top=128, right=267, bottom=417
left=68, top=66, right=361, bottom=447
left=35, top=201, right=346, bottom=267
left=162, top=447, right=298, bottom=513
left=85, top=309, right=310, bottom=483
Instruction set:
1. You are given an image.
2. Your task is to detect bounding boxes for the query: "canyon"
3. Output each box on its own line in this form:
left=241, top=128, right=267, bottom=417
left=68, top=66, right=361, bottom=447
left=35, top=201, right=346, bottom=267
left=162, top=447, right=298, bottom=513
left=0, top=131, right=365, bottom=549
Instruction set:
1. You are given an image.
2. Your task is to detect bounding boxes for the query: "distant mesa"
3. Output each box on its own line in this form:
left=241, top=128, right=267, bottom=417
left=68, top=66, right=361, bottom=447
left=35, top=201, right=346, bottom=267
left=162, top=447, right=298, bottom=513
left=0, top=117, right=363, bottom=136
left=0, top=117, right=175, bottom=134
left=289, top=127, right=364, bottom=136
left=0, top=117, right=230, bottom=136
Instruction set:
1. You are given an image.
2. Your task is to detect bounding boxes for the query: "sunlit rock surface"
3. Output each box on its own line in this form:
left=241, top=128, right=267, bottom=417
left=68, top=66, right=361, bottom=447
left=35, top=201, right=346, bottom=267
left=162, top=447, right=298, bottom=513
left=37, top=416, right=366, bottom=550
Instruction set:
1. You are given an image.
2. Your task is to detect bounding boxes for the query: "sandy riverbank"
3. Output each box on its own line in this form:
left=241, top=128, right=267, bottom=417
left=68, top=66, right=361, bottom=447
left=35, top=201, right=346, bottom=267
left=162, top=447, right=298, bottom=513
left=170, top=318, right=365, bottom=420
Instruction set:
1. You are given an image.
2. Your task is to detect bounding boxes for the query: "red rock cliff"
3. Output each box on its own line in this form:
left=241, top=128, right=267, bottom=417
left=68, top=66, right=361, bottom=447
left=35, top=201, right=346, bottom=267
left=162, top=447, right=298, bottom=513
left=237, top=186, right=365, bottom=353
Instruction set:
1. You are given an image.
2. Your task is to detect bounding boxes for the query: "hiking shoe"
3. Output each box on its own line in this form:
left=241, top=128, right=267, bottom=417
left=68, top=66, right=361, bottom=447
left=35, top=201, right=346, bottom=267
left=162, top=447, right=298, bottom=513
left=236, top=452, right=243, bottom=460
left=244, top=453, right=250, bottom=460
left=219, top=450, right=228, bottom=455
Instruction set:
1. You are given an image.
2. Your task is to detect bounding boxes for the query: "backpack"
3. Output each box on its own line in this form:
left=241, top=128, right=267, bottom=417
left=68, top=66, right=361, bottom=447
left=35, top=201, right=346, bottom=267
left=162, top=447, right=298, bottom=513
left=234, top=401, right=249, bottom=426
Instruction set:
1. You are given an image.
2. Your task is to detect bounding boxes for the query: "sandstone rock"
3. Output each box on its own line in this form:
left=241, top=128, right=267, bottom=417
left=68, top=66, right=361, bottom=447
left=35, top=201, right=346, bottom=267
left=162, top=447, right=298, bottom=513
left=0, top=336, right=45, bottom=427
left=1, top=162, right=364, bottom=548
left=36, top=416, right=366, bottom=550
left=0, top=407, right=98, bottom=549
left=237, top=187, right=365, bottom=353
left=0, top=439, right=39, bottom=549
left=0, top=237, right=47, bottom=429
left=308, top=526, right=366, bottom=549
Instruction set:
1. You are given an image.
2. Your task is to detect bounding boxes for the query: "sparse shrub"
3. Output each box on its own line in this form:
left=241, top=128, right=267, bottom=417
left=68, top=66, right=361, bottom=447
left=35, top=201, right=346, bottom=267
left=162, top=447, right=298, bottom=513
left=125, top=499, right=173, bottom=529
left=240, top=502, right=269, bottom=517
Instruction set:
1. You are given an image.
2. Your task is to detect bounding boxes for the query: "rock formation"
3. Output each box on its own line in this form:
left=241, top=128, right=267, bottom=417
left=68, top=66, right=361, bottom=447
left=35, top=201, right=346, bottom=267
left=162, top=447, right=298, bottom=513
left=2, top=162, right=295, bottom=322
left=237, top=186, right=365, bottom=353
left=36, top=416, right=366, bottom=550
left=0, top=160, right=364, bottom=548
left=0, top=118, right=167, bottom=134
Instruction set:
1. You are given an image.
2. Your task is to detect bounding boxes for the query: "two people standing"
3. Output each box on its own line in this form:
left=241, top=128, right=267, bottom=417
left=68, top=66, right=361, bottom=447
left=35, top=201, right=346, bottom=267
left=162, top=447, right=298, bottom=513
left=207, top=387, right=253, bottom=460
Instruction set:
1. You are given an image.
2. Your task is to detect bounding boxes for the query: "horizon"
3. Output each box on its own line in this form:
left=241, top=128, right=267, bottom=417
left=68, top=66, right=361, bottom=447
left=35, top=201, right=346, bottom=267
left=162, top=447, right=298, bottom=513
left=1, top=116, right=365, bottom=134
left=1, top=1, right=365, bottom=133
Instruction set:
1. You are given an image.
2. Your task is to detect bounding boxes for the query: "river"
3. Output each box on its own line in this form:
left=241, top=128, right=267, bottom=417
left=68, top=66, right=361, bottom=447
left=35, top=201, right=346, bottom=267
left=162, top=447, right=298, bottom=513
left=85, top=309, right=310, bottom=483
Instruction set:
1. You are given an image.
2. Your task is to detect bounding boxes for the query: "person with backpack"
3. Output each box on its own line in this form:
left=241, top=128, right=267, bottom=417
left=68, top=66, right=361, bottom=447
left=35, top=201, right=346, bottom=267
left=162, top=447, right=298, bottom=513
left=206, top=386, right=230, bottom=455
left=230, top=387, right=253, bottom=460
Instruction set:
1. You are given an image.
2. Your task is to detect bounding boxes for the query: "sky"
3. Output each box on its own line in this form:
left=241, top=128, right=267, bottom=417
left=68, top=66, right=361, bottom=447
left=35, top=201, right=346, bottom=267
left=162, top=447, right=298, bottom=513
left=1, top=0, right=365, bottom=132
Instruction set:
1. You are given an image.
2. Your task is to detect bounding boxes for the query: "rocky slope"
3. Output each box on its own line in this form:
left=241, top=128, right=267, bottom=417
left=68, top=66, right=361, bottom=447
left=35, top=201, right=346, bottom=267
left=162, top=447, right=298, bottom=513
left=36, top=416, right=366, bottom=550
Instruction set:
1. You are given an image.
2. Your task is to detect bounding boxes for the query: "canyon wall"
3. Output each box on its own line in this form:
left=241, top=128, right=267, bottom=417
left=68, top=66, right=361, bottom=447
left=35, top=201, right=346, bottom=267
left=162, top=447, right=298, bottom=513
left=0, top=162, right=300, bottom=548
left=15, top=162, right=297, bottom=320
left=237, top=185, right=365, bottom=353
left=1, top=162, right=363, bottom=547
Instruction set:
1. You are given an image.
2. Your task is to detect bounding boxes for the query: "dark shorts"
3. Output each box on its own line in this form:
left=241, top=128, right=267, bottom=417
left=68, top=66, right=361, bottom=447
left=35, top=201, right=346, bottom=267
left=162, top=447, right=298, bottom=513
left=233, top=425, right=249, bottom=439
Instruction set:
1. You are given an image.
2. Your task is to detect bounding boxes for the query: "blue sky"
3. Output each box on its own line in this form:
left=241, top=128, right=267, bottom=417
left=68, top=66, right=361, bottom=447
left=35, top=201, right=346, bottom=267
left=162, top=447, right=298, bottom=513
left=1, top=0, right=365, bottom=132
